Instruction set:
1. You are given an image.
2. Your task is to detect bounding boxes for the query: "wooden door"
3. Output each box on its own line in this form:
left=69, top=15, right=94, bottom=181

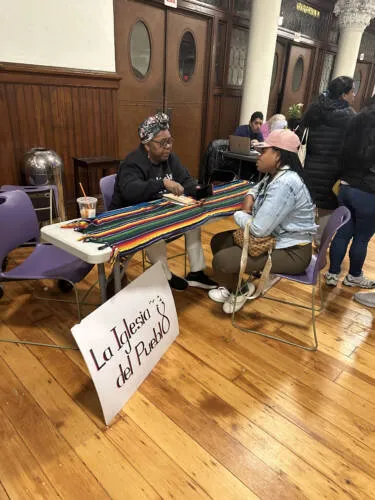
left=267, top=41, right=286, bottom=118
left=281, top=45, right=313, bottom=116
left=353, top=62, right=371, bottom=111
left=165, top=11, right=208, bottom=178
left=115, top=0, right=164, bottom=157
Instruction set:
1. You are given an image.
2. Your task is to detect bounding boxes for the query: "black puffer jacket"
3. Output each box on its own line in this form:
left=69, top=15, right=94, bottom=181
left=340, top=104, right=375, bottom=194
left=301, top=97, right=355, bottom=209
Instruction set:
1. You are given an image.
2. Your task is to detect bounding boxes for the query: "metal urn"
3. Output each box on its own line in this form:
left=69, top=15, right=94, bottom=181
left=23, top=147, right=66, bottom=221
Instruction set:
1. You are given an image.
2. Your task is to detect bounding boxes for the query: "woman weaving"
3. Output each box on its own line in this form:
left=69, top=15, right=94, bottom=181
left=209, top=129, right=317, bottom=314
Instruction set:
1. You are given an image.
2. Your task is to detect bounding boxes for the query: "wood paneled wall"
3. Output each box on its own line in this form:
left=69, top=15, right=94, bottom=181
left=0, top=63, right=119, bottom=214
left=211, top=92, right=242, bottom=141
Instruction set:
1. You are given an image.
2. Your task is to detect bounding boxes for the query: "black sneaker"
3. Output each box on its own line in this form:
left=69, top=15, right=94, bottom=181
left=169, top=273, right=188, bottom=291
left=186, top=271, right=218, bottom=290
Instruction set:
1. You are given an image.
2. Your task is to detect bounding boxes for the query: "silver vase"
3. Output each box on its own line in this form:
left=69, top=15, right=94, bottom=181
left=23, top=148, right=66, bottom=221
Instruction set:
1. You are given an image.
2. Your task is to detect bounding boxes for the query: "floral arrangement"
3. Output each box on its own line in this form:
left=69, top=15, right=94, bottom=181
left=287, top=103, right=304, bottom=119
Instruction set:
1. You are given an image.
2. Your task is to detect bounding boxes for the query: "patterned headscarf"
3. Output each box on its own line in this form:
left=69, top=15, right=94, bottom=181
left=138, top=112, right=170, bottom=144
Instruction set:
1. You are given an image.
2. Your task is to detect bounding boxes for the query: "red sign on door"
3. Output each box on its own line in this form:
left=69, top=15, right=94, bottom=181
left=164, top=0, right=177, bottom=7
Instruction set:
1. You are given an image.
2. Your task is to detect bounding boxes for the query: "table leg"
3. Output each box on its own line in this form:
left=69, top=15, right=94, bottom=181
left=113, top=258, right=121, bottom=294
left=98, top=263, right=107, bottom=304
left=238, top=160, right=243, bottom=179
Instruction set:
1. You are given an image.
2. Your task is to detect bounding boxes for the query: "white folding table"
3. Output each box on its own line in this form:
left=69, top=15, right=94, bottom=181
left=41, top=221, right=121, bottom=304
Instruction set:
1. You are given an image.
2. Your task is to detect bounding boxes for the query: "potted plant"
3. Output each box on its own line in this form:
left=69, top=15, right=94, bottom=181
left=287, top=103, right=304, bottom=131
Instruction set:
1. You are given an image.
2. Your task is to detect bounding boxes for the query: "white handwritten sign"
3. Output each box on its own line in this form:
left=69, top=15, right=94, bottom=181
left=71, top=262, right=179, bottom=425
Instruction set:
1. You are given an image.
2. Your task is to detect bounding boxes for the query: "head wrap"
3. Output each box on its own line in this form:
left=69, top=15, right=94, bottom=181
left=138, top=112, right=170, bottom=144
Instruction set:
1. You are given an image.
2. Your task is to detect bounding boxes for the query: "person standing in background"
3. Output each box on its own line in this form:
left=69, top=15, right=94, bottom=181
left=326, top=97, right=375, bottom=289
left=300, top=76, right=356, bottom=246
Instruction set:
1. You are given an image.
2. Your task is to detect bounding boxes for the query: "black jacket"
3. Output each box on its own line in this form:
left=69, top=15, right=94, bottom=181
left=110, top=145, right=197, bottom=209
left=340, top=105, right=375, bottom=195
left=301, top=97, right=355, bottom=209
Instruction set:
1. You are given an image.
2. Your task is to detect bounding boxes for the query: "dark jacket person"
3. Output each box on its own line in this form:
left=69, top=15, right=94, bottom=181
left=301, top=76, right=355, bottom=210
left=301, top=76, right=355, bottom=245
left=110, top=112, right=217, bottom=292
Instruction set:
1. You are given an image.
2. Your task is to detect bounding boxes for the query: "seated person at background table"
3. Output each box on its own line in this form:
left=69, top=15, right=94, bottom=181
left=260, top=114, right=288, bottom=140
left=233, top=111, right=264, bottom=146
left=110, top=112, right=217, bottom=292
left=208, top=130, right=317, bottom=314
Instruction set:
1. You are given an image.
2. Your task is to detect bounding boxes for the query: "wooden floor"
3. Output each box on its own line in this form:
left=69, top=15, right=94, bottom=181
left=1, top=218, right=375, bottom=499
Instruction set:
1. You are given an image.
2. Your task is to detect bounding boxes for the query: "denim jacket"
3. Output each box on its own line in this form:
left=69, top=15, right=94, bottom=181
left=234, top=167, right=317, bottom=249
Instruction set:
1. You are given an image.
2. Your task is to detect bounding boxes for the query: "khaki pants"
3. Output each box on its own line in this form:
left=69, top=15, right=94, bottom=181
left=211, top=230, right=312, bottom=292
left=146, top=227, right=205, bottom=279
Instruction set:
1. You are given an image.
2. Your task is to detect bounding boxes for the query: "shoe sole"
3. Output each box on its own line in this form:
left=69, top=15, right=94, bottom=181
left=354, top=297, right=375, bottom=307
left=343, top=280, right=375, bottom=289
left=208, top=295, right=229, bottom=303
left=187, top=280, right=217, bottom=290
left=326, top=281, right=338, bottom=287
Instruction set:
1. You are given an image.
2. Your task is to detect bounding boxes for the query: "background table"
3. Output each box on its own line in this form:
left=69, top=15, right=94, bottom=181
left=222, top=151, right=259, bottom=179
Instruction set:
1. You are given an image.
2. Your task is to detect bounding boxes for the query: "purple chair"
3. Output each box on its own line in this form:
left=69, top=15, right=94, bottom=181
left=232, top=206, right=351, bottom=351
left=0, top=190, right=94, bottom=348
left=99, top=174, right=187, bottom=274
left=0, top=184, right=59, bottom=224
left=99, top=174, right=116, bottom=212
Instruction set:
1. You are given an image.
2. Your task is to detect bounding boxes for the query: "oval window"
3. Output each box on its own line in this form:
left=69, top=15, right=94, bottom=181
left=354, top=69, right=362, bottom=94
left=130, top=21, right=151, bottom=79
left=292, top=56, right=304, bottom=92
left=179, top=32, right=196, bottom=82
left=271, top=53, right=278, bottom=88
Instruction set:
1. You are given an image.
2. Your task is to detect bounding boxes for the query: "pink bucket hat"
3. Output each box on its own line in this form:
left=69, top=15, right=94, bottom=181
left=258, top=129, right=300, bottom=154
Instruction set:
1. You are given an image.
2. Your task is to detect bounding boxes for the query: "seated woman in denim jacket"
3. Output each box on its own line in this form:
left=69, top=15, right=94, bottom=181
left=209, top=129, right=317, bottom=314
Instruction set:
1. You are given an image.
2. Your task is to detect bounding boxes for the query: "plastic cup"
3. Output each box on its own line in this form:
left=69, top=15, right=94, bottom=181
left=77, top=197, right=97, bottom=218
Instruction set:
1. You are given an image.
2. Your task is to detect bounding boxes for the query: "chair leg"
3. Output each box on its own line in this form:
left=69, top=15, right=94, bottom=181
left=184, top=237, right=187, bottom=277
left=142, top=249, right=147, bottom=272
left=231, top=285, right=319, bottom=351
left=0, top=278, right=83, bottom=349
left=0, top=337, right=79, bottom=349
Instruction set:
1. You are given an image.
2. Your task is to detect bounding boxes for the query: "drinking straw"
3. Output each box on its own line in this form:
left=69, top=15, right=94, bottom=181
left=79, top=182, right=88, bottom=201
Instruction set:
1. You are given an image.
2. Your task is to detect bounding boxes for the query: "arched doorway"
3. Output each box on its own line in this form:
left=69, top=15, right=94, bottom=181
left=115, top=0, right=209, bottom=178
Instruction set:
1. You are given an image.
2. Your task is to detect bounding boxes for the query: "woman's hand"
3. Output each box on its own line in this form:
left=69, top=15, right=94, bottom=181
left=242, top=194, right=254, bottom=213
left=163, top=179, right=184, bottom=196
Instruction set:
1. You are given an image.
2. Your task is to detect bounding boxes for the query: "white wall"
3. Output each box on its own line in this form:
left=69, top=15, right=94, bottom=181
left=0, top=0, right=116, bottom=72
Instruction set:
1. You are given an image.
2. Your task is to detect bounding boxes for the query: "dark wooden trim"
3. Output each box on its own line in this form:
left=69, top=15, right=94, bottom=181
left=277, top=27, right=323, bottom=48
left=0, top=62, right=120, bottom=88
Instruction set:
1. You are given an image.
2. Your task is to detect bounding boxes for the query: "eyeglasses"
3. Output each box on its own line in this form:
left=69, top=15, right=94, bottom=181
left=151, top=137, right=174, bottom=148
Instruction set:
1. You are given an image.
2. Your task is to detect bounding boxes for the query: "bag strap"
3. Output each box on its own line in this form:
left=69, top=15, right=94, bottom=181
left=301, top=127, right=309, bottom=144
left=236, top=218, right=273, bottom=301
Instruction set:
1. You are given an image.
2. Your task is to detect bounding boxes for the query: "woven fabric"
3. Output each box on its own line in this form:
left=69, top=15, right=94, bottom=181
left=79, top=180, right=250, bottom=256
left=233, top=228, right=276, bottom=257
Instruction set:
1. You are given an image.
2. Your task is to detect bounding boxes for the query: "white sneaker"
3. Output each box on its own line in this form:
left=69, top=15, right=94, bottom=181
left=326, top=272, right=339, bottom=287
left=354, top=292, right=375, bottom=307
left=343, top=273, right=375, bottom=289
left=208, top=286, right=230, bottom=303
left=222, top=282, right=256, bottom=314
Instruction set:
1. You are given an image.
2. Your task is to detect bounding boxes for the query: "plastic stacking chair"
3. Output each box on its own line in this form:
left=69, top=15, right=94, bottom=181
left=99, top=174, right=187, bottom=274
left=232, top=206, right=351, bottom=351
left=0, top=190, right=94, bottom=348
left=0, top=184, right=59, bottom=224
left=99, top=174, right=117, bottom=212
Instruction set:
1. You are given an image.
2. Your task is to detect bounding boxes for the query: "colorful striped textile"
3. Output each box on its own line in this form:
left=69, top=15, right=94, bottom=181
left=79, top=180, right=250, bottom=256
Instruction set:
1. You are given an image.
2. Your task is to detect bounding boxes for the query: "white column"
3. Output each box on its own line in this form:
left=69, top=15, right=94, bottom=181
left=239, top=0, right=281, bottom=124
left=333, top=0, right=375, bottom=78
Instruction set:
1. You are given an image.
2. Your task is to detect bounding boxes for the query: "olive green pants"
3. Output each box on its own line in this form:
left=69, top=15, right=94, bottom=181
left=211, top=230, right=312, bottom=292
